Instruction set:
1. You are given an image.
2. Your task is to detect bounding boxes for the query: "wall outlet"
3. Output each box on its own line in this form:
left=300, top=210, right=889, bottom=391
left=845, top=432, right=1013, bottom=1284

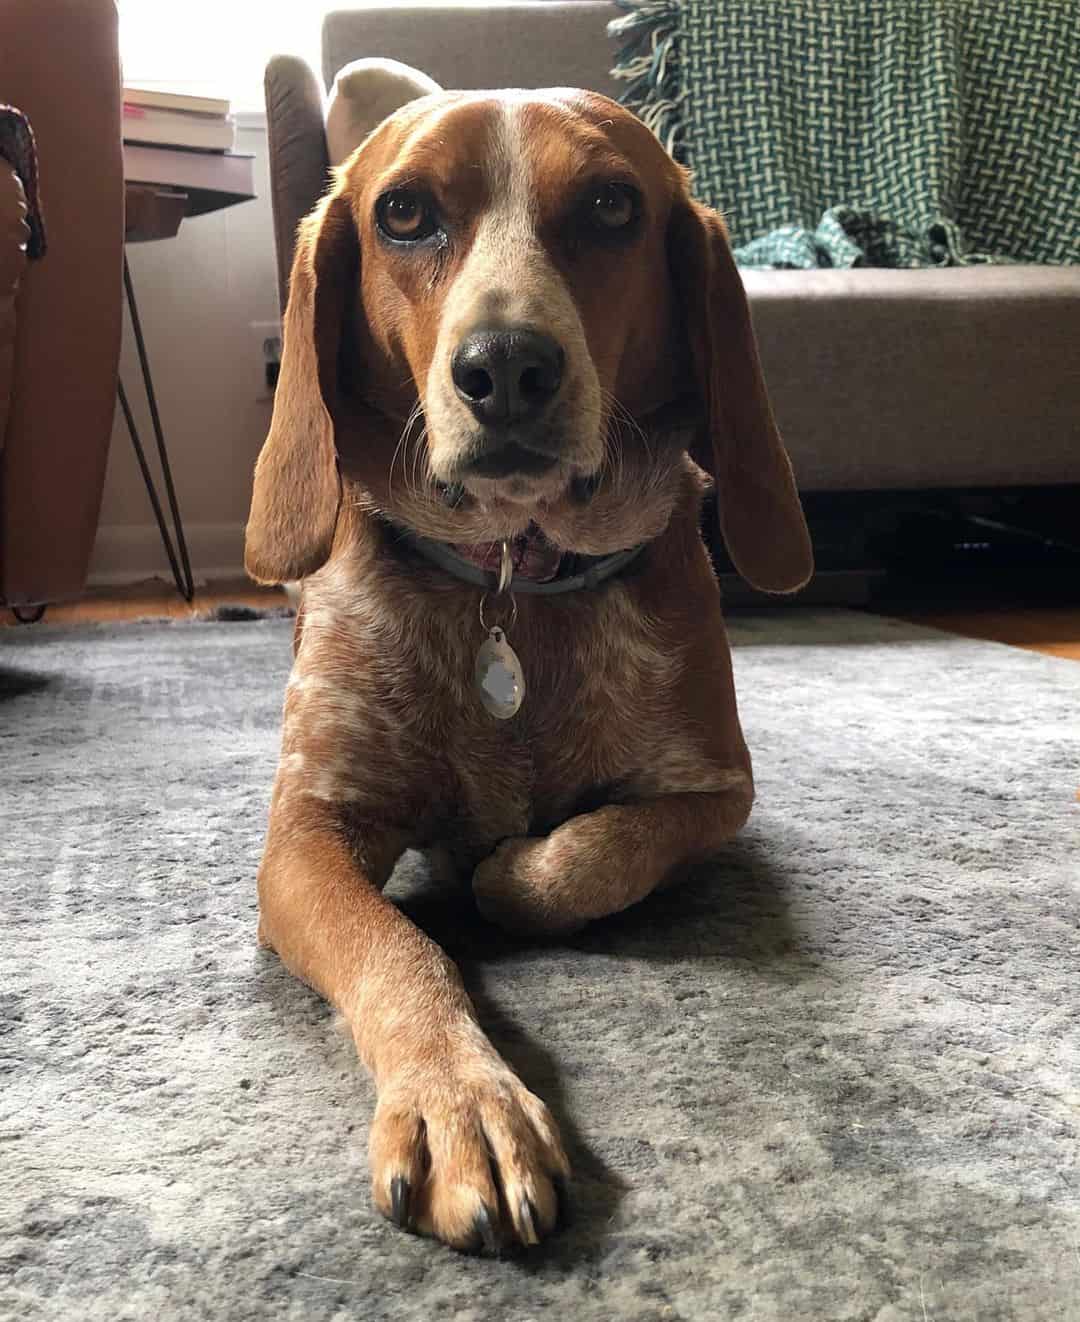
left=250, top=320, right=282, bottom=401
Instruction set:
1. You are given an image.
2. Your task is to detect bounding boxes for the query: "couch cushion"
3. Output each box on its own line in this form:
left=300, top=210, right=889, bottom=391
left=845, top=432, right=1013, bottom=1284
left=322, top=3, right=623, bottom=98
left=743, top=266, right=1080, bottom=489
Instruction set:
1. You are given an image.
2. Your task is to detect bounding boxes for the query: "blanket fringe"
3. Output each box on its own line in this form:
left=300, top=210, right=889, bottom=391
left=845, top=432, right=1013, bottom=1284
left=608, top=1, right=684, bottom=158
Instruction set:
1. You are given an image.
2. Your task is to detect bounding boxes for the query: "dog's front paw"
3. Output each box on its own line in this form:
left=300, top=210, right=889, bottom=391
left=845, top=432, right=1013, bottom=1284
left=472, top=835, right=592, bottom=935
left=369, top=1045, right=570, bottom=1252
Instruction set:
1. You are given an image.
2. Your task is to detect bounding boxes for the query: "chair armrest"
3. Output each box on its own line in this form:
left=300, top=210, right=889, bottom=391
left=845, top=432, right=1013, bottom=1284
left=0, top=168, right=29, bottom=450
left=0, top=0, right=123, bottom=607
left=265, top=55, right=331, bottom=315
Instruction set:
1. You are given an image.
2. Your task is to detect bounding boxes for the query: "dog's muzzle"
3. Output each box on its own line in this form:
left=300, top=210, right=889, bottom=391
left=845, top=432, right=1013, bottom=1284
left=451, top=326, right=566, bottom=477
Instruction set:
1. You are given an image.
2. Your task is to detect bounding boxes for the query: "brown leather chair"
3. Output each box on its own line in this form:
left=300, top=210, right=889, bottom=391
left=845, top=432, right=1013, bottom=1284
left=0, top=0, right=124, bottom=616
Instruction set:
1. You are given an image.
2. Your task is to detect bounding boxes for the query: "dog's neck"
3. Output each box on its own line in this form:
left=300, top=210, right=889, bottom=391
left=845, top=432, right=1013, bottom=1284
left=389, top=521, right=648, bottom=597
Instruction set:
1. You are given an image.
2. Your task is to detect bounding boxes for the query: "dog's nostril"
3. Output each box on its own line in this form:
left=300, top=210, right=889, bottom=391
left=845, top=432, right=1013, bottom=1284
left=459, top=368, right=494, bottom=402
left=518, top=366, right=546, bottom=400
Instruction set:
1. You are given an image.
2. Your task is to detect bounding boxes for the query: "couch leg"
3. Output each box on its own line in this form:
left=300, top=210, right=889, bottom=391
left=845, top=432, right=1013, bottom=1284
left=10, top=605, right=46, bottom=624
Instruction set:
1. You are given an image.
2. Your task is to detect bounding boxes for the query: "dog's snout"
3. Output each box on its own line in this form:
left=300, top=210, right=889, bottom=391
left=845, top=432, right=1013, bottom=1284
left=451, top=328, right=564, bottom=426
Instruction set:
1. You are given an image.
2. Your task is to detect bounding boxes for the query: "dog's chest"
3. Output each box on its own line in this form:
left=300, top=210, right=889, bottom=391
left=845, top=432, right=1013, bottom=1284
left=288, top=571, right=693, bottom=851
left=486, top=592, right=709, bottom=841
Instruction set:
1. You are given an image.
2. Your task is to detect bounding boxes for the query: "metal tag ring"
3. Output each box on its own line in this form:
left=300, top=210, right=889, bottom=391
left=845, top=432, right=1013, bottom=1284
left=497, top=539, right=514, bottom=595
left=479, top=590, right=518, bottom=634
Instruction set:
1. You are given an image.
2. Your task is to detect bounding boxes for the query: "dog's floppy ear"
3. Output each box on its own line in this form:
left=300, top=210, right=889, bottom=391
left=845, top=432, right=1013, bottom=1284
left=668, top=199, right=813, bottom=593
left=244, top=188, right=358, bottom=584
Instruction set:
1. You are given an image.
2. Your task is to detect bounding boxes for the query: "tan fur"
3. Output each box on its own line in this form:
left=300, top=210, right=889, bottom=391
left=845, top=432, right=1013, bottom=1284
left=245, top=90, right=811, bottom=1253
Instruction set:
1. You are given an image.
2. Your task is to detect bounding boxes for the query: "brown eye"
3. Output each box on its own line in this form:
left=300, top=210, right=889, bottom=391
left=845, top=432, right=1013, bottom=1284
left=376, top=189, right=438, bottom=241
left=590, top=182, right=638, bottom=231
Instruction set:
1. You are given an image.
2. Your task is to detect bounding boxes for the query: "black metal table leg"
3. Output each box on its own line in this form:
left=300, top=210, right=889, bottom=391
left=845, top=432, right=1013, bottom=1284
left=117, top=252, right=195, bottom=602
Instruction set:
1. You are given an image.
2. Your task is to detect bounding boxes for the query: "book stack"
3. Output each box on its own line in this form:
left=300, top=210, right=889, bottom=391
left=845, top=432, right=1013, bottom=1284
left=122, top=87, right=235, bottom=154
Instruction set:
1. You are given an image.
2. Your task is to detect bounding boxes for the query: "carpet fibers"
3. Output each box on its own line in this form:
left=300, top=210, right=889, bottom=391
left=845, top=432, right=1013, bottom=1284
left=2, top=611, right=1078, bottom=1321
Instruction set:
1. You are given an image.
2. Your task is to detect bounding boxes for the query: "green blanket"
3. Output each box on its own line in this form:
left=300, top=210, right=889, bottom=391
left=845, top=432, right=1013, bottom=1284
left=609, top=0, right=1079, bottom=268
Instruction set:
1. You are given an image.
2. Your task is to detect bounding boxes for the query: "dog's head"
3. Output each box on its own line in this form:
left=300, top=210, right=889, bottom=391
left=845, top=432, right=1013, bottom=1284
left=245, top=89, right=812, bottom=592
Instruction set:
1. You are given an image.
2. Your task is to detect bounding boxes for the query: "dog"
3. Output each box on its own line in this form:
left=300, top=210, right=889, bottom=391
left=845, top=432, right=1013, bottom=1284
left=244, top=87, right=812, bottom=1253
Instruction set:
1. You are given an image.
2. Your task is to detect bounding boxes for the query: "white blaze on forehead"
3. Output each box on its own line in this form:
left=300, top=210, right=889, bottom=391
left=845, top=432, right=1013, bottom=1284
left=437, top=101, right=577, bottom=340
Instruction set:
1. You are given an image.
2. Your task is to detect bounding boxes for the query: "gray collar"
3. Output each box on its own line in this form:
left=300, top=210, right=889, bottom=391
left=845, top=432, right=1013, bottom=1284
left=391, top=526, right=648, bottom=596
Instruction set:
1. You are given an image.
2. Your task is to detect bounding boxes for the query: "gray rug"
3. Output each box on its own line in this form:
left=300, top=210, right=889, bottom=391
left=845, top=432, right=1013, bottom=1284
left=2, top=610, right=1078, bottom=1321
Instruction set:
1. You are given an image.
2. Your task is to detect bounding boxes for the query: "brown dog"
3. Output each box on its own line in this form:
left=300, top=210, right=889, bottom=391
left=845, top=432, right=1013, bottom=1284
left=245, top=89, right=812, bottom=1253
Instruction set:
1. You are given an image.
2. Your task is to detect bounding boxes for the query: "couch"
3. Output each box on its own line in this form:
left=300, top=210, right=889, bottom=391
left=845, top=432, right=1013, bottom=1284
left=264, top=3, right=1080, bottom=589
left=0, top=0, right=124, bottom=616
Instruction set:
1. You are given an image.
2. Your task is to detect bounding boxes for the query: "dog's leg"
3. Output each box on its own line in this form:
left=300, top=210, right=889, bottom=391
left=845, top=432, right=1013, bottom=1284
left=472, top=780, right=753, bottom=935
left=257, top=807, right=569, bottom=1250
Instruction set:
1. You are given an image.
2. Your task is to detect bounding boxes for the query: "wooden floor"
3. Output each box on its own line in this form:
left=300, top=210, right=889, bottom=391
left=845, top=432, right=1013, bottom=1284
left=886, top=606, right=1080, bottom=660
left=3, top=578, right=1079, bottom=661
left=1, top=579, right=289, bottom=626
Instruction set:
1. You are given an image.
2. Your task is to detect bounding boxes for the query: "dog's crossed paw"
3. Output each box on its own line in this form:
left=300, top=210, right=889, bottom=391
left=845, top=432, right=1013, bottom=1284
left=472, top=834, right=600, bottom=935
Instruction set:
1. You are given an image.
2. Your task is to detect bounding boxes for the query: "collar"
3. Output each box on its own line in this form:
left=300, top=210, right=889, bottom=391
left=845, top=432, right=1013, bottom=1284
left=390, top=523, right=648, bottom=596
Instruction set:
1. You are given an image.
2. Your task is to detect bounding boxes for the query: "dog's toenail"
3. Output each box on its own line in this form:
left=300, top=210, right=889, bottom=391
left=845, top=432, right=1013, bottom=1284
left=390, top=1175, right=411, bottom=1228
left=519, top=1196, right=540, bottom=1246
left=570, top=472, right=600, bottom=504
left=473, top=1203, right=500, bottom=1254
left=552, top=1175, right=570, bottom=1228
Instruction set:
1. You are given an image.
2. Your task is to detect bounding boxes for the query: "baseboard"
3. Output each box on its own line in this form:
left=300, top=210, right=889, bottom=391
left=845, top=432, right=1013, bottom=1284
left=88, top=522, right=246, bottom=587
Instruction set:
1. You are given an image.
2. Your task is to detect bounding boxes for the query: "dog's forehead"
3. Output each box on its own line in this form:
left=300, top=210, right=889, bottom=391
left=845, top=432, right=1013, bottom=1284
left=361, top=89, right=676, bottom=204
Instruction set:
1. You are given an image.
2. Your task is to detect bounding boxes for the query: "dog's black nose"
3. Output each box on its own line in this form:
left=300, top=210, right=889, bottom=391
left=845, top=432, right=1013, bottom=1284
left=451, top=328, right=564, bottom=426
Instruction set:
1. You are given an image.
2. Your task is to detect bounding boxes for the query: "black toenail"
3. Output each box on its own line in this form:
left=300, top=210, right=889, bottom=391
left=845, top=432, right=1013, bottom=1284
left=439, top=481, right=468, bottom=508
left=552, top=1175, right=570, bottom=1228
left=390, top=1175, right=411, bottom=1228
left=519, top=1197, right=540, bottom=1245
left=474, top=1204, right=500, bottom=1254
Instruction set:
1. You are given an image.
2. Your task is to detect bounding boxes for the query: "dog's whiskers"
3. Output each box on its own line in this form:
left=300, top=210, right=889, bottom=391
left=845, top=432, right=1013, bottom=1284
left=390, top=402, right=428, bottom=504
left=603, top=389, right=653, bottom=466
left=409, top=428, right=434, bottom=504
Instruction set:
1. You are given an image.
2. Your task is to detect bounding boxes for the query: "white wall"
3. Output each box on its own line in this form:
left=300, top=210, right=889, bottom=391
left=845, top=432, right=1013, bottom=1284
left=89, top=122, right=280, bottom=584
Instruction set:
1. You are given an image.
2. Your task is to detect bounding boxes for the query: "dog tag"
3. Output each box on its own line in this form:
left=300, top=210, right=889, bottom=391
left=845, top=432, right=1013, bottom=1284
left=475, top=627, right=525, bottom=720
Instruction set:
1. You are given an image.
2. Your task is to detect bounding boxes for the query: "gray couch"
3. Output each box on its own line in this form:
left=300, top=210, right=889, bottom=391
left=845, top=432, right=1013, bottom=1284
left=264, top=2, right=1080, bottom=499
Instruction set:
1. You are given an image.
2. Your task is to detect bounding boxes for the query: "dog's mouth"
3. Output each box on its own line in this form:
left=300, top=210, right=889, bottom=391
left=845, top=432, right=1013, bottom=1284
left=451, top=522, right=566, bottom=583
left=423, top=387, right=607, bottom=511
left=434, top=468, right=601, bottom=512
left=464, top=442, right=560, bottom=480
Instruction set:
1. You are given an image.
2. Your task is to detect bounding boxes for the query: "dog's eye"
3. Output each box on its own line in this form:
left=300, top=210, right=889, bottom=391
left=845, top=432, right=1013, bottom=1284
left=376, top=189, right=438, bottom=241
left=589, top=183, right=639, bottom=231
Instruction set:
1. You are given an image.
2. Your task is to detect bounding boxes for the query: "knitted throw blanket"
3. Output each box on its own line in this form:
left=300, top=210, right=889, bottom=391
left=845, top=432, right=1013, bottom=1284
left=609, top=0, right=1079, bottom=268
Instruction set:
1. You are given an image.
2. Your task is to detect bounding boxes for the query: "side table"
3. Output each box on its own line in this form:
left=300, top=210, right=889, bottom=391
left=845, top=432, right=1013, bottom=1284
left=121, top=144, right=256, bottom=600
